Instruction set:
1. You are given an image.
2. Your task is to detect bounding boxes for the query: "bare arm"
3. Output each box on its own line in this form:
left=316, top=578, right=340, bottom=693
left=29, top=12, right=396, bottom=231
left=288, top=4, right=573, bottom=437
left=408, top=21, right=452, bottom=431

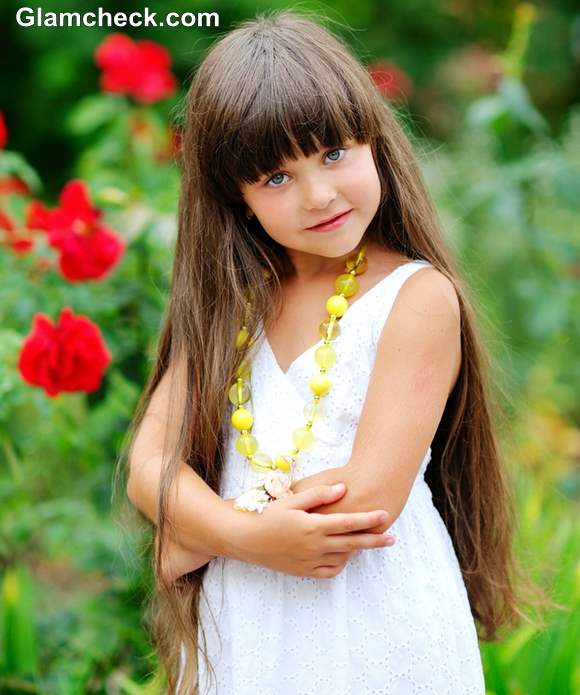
left=126, top=350, right=254, bottom=563
left=294, top=268, right=461, bottom=524
left=127, top=451, right=245, bottom=558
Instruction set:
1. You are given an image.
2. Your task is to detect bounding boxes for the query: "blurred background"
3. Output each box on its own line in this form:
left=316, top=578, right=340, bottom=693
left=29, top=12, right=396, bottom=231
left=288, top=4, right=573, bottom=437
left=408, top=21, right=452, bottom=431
left=0, top=1, right=578, bottom=693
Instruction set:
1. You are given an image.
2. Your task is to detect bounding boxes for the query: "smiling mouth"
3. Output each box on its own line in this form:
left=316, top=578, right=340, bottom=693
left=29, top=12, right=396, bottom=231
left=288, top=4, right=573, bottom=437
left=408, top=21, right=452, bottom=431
left=307, top=209, right=352, bottom=229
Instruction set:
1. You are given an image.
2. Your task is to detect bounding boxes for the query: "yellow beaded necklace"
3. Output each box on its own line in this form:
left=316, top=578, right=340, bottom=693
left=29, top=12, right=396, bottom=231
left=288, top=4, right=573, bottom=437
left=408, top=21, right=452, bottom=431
left=230, top=243, right=369, bottom=513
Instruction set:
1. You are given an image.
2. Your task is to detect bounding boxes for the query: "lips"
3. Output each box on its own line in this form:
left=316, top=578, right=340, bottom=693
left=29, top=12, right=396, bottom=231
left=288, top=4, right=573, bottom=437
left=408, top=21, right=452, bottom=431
left=307, top=209, right=352, bottom=229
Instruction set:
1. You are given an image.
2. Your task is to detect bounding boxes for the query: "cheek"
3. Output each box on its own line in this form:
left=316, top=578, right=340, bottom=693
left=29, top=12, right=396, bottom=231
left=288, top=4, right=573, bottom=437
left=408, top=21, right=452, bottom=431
left=345, top=165, right=381, bottom=208
left=258, top=196, right=294, bottom=226
left=252, top=196, right=297, bottom=240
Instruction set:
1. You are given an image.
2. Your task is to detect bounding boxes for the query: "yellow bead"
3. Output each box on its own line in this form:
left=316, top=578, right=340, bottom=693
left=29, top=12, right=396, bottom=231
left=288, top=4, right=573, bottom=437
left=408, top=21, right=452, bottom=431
left=248, top=452, right=274, bottom=473
left=292, top=427, right=315, bottom=451
left=315, top=343, right=336, bottom=369
left=236, top=327, right=249, bottom=348
left=304, top=399, right=326, bottom=422
left=274, top=454, right=293, bottom=471
left=346, top=252, right=368, bottom=274
left=319, top=318, right=341, bottom=341
left=236, top=433, right=258, bottom=456
left=236, top=358, right=251, bottom=379
left=309, top=372, right=331, bottom=396
left=228, top=380, right=250, bottom=405
left=231, top=407, right=253, bottom=431
left=325, top=295, right=348, bottom=317
left=336, top=273, right=359, bottom=297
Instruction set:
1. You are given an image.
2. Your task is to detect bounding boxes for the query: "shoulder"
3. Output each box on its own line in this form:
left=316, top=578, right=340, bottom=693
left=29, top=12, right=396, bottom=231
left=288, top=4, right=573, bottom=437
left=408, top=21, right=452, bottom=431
left=398, top=264, right=461, bottom=327
left=375, top=264, right=462, bottom=393
left=368, top=244, right=460, bottom=332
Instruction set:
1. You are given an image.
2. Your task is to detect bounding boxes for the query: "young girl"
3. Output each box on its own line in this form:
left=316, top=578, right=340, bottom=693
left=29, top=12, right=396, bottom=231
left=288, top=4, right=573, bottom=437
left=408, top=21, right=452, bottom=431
left=121, top=9, right=531, bottom=695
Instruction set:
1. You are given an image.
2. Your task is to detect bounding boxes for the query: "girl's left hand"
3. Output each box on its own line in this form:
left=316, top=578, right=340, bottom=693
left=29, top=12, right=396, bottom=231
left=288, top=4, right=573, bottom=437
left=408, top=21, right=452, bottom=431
left=291, top=477, right=390, bottom=534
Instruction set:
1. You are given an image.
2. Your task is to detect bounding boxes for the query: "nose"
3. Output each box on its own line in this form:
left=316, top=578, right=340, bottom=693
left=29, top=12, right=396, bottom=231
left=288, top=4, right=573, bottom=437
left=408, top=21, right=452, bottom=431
left=300, top=174, right=337, bottom=211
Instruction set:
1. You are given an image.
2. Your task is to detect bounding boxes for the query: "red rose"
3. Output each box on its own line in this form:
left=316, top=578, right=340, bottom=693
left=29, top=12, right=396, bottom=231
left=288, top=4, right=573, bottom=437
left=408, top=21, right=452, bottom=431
left=95, top=33, right=177, bottom=104
left=0, top=112, right=7, bottom=149
left=26, top=179, right=124, bottom=281
left=367, top=60, right=413, bottom=101
left=18, top=307, right=112, bottom=397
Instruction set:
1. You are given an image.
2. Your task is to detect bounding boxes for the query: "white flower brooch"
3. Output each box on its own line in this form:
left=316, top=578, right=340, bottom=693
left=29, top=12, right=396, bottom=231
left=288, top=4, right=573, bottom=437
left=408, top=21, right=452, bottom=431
left=233, top=470, right=294, bottom=513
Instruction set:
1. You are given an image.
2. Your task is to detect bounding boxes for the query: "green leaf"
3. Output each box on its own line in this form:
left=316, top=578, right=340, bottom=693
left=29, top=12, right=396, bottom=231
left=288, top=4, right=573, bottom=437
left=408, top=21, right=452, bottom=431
left=0, top=152, right=42, bottom=194
left=0, top=566, right=39, bottom=676
left=66, top=95, right=125, bottom=135
left=498, top=77, right=549, bottom=134
left=465, top=95, right=506, bottom=130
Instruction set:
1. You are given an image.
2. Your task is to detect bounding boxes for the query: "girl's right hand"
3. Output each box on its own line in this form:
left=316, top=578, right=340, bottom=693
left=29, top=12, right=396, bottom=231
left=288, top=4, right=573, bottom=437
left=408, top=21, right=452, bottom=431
left=238, top=483, right=396, bottom=579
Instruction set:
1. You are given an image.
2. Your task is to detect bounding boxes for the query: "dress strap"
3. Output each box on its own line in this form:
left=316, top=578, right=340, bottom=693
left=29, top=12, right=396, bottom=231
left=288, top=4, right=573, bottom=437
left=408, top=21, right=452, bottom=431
left=370, top=260, right=433, bottom=346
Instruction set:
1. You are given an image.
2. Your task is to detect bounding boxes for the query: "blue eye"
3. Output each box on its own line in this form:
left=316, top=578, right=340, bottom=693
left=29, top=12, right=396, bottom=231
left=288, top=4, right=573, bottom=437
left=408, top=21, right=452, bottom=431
left=326, top=147, right=346, bottom=162
left=266, top=172, right=288, bottom=188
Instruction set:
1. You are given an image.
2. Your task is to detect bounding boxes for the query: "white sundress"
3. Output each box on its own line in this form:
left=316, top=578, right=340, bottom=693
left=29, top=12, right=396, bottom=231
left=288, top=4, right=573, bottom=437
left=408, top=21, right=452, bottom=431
left=177, top=259, right=486, bottom=695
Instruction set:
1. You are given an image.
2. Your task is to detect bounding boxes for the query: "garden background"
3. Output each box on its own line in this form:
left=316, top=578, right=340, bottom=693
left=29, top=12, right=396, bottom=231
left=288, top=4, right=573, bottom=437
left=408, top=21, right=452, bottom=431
left=0, top=1, right=578, bottom=693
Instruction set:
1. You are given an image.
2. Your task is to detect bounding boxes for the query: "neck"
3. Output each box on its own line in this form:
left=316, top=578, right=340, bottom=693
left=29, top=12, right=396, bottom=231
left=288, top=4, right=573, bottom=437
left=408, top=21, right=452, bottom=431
left=285, top=239, right=370, bottom=282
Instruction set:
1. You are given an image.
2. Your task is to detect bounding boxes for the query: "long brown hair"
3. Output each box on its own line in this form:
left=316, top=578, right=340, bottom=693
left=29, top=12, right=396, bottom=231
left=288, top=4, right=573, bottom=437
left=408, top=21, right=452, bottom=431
left=113, top=9, right=551, bottom=693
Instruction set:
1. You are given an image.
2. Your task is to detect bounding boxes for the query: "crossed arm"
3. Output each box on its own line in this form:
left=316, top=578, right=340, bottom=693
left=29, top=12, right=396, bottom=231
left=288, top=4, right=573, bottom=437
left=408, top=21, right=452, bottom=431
left=153, top=268, right=461, bottom=579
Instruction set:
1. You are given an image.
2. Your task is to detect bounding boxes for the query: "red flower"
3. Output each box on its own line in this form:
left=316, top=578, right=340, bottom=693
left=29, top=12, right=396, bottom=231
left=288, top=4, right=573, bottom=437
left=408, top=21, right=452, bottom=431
left=94, top=33, right=177, bottom=104
left=0, top=176, right=32, bottom=197
left=0, top=112, right=7, bottom=149
left=26, top=180, right=125, bottom=281
left=367, top=60, right=413, bottom=101
left=18, top=307, right=112, bottom=397
left=0, top=208, right=35, bottom=254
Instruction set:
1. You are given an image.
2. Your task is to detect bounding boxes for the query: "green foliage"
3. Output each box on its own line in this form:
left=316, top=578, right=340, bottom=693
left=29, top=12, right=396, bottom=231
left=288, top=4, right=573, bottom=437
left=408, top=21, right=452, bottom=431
left=0, top=566, right=39, bottom=678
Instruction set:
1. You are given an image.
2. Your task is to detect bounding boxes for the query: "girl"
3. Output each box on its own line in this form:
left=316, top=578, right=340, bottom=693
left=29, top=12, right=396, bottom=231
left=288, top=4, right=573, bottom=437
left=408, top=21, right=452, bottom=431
left=120, top=9, right=538, bottom=695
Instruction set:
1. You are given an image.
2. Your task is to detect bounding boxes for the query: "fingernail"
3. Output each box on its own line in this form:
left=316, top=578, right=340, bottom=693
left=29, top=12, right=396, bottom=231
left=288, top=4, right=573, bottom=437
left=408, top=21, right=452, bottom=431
left=332, top=483, right=345, bottom=492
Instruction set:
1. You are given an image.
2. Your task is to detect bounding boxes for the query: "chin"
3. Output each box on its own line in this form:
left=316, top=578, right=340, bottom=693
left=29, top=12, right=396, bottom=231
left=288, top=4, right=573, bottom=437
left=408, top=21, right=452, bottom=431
left=329, top=232, right=367, bottom=257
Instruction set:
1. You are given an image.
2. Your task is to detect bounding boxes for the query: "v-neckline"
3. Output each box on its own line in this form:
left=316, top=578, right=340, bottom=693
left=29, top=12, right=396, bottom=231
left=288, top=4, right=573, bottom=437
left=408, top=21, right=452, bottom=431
left=263, top=260, right=418, bottom=378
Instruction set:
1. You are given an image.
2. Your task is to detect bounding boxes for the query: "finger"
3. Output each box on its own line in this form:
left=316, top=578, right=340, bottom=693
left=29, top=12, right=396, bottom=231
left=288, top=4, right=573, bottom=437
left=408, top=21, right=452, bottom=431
left=318, top=551, right=350, bottom=564
left=312, top=565, right=343, bottom=579
left=352, top=520, right=390, bottom=535
left=325, top=531, right=396, bottom=554
left=286, top=484, right=346, bottom=511
left=316, top=510, right=390, bottom=535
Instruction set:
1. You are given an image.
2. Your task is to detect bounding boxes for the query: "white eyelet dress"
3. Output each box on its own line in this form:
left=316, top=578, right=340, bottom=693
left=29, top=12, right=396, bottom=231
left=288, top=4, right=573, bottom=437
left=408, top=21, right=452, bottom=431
left=176, top=259, right=486, bottom=695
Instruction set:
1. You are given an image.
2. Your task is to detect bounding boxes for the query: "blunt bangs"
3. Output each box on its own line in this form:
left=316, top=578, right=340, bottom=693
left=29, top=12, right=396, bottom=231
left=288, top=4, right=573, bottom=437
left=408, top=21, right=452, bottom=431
left=200, top=24, right=379, bottom=200
left=228, top=71, right=372, bottom=186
